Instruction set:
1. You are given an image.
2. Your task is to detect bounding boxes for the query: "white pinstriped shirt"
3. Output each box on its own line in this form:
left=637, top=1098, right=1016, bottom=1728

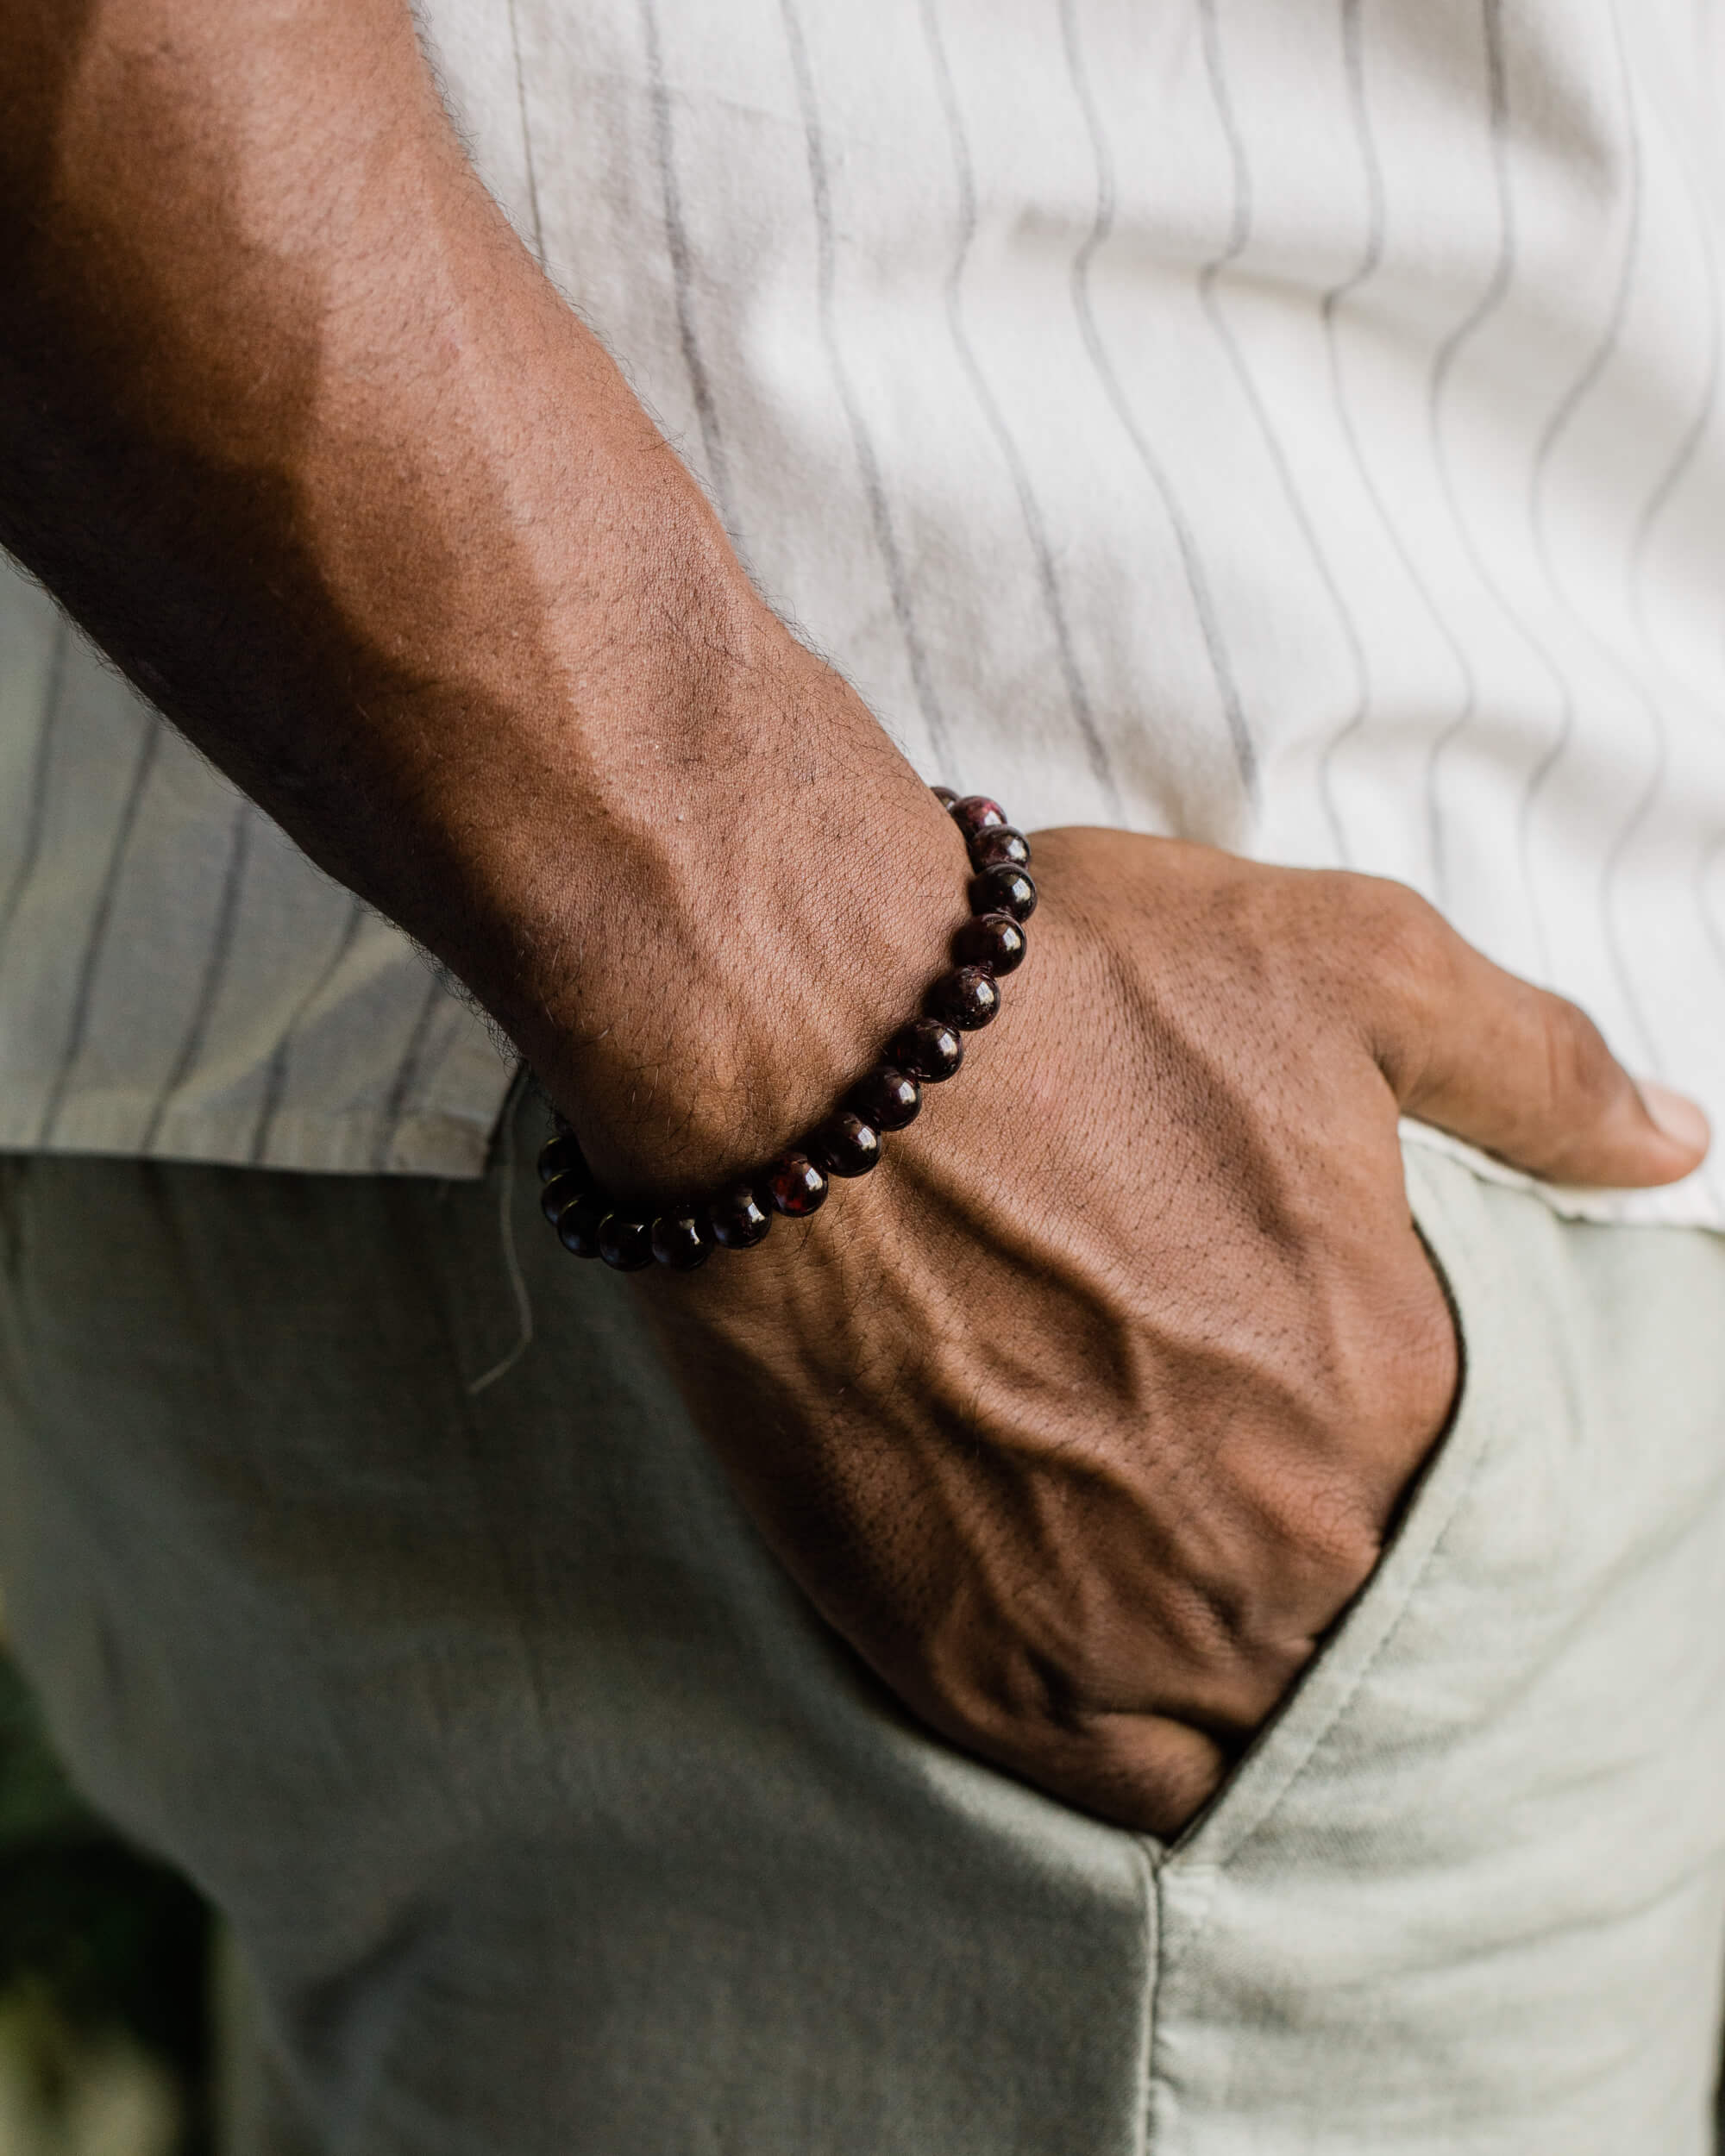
left=3, top=0, right=1723, bottom=1225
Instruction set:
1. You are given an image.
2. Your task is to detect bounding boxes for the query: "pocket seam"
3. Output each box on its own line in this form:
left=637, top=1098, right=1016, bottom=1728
left=1150, top=1149, right=1499, bottom=1971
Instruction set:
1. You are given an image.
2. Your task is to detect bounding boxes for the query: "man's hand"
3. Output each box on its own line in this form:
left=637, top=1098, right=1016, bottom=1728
left=0, top=0, right=1707, bottom=1841
left=643, top=830, right=1707, bottom=1834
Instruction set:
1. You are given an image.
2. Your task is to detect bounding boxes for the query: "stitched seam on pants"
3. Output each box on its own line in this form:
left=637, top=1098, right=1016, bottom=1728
left=1132, top=1837, right=1157, bottom=2156
left=1225, top=1406, right=1498, bottom=1865
left=1155, top=1407, right=1498, bottom=2006
left=1145, top=1854, right=1172, bottom=2156
left=1141, top=1420, right=1501, bottom=2156
left=1151, top=1157, right=1498, bottom=1980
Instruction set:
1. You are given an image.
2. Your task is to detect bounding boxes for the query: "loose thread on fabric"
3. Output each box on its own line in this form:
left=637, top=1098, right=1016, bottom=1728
left=468, top=1066, right=536, bottom=1396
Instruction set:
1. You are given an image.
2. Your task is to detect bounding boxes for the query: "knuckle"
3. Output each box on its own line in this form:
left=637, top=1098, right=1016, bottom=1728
left=918, top=1626, right=1096, bottom=1762
left=1347, top=1269, right=1460, bottom=1438
left=1251, top=1476, right=1384, bottom=1615
left=1293, top=1482, right=1387, bottom=1582
left=992, top=1637, right=1108, bottom=1739
left=1534, top=993, right=1622, bottom=1119
left=958, top=1629, right=1165, bottom=1764
left=1323, top=874, right=1452, bottom=1006
left=1366, top=878, right=1447, bottom=978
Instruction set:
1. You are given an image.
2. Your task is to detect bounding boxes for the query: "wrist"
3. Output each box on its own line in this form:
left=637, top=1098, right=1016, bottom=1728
left=534, top=789, right=1041, bottom=1270
left=477, top=621, right=971, bottom=1196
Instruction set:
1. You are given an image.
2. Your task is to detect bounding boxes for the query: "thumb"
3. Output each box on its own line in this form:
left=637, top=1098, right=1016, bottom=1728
left=1370, top=914, right=1709, bottom=1189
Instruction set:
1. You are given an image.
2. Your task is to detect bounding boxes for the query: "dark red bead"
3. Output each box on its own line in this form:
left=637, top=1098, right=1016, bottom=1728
left=598, top=1213, right=655, bottom=1271
left=537, top=1131, right=590, bottom=1184
left=969, top=863, right=1037, bottom=922
left=931, top=785, right=959, bottom=808
left=929, top=965, right=1000, bottom=1031
left=767, top=1151, right=829, bottom=1216
left=969, top=824, right=1031, bottom=872
left=540, top=1169, right=592, bottom=1226
left=810, top=1111, right=881, bottom=1178
left=952, top=795, right=1007, bottom=839
left=888, top=1016, right=964, bottom=1082
left=954, top=912, right=1027, bottom=975
left=708, top=1185, right=772, bottom=1249
left=650, top=1211, right=712, bottom=1270
left=850, top=1063, right=921, bottom=1131
left=555, top=1191, right=611, bottom=1259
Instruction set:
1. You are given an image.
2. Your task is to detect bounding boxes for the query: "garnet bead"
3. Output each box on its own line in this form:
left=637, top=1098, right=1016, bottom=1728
left=539, top=780, right=1026, bottom=1272
left=969, top=863, right=1037, bottom=922
left=954, top=912, right=1026, bottom=975
left=536, top=1131, right=590, bottom=1185
left=951, top=795, right=1007, bottom=839
left=888, top=1016, right=964, bottom=1082
left=650, top=1211, right=712, bottom=1270
left=598, top=1213, right=655, bottom=1271
left=555, top=1191, right=611, bottom=1259
left=850, top=1063, right=921, bottom=1131
left=969, top=824, right=1031, bottom=872
left=767, top=1151, right=829, bottom=1217
left=708, top=1185, right=772, bottom=1249
left=540, top=1169, right=590, bottom=1226
left=810, top=1111, right=881, bottom=1178
left=929, top=965, right=1000, bottom=1031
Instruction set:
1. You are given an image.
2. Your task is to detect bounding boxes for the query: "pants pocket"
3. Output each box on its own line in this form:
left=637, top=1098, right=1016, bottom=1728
left=1141, top=1138, right=1725, bottom=2155
left=1156, top=1137, right=1485, bottom=1876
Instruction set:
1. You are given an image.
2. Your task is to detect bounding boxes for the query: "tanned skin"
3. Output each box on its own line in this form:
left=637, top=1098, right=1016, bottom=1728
left=0, top=0, right=1708, bottom=1832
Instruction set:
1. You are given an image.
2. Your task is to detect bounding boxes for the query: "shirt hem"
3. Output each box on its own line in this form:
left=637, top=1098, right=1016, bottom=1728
left=0, top=1085, right=518, bottom=1181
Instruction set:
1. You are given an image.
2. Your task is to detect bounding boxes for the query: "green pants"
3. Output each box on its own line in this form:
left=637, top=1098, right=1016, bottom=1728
left=3, top=1105, right=1724, bottom=2152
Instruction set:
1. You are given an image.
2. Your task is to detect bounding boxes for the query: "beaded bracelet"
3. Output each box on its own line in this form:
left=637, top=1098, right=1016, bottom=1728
left=535, top=786, right=1035, bottom=1272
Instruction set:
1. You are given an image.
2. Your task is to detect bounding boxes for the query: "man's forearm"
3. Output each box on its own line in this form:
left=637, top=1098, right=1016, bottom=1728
left=0, top=0, right=962, bottom=1185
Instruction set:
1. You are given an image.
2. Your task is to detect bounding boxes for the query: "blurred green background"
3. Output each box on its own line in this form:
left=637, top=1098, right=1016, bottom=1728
left=0, top=1651, right=210, bottom=2156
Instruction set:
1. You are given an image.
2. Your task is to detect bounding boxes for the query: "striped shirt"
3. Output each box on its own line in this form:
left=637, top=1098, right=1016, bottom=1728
left=3, top=0, right=1723, bottom=1225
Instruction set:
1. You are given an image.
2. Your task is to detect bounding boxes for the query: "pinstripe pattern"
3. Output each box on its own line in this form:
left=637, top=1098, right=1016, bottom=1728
left=1193, top=0, right=1370, bottom=863
left=779, top=0, right=954, bottom=774
left=138, top=799, right=254, bottom=1151
left=1422, top=0, right=1532, bottom=924
left=1059, top=0, right=1256, bottom=799
left=0, top=612, right=66, bottom=962
left=919, top=0, right=1122, bottom=818
left=1518, top=4, right=1649, bottom=1017
left=1628, top=11, right=1725, bottom=1214
left=1602, top=45, right=1694, bottom=1036
left=641, top=0, right=737, bottom=532
left=34, top=717, right=161, bottom=1146
left=2, top=0, right=1722, bottom=1231
left=372, top=970, right=453, bottom=1173
left=247, top=894, right=367, bottom=1165
left=1593, top=0, right=1725, bottom=1215
left=1316, top=0, right=1473, bottom=888
left=1514, top=0, right=1684, bottom=1111
left=505, top=0, right=546, bottom=267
